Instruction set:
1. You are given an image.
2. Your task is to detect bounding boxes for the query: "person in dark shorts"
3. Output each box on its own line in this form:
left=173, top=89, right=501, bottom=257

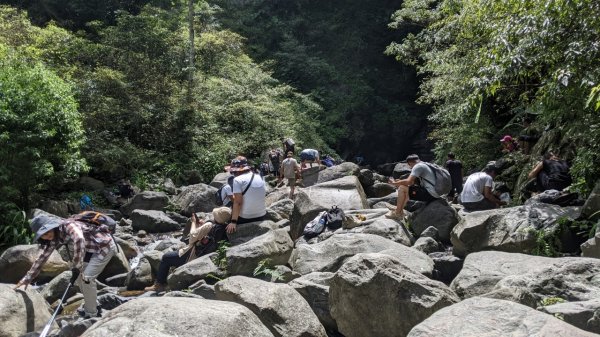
left=445, top=152, right=463, bottom=202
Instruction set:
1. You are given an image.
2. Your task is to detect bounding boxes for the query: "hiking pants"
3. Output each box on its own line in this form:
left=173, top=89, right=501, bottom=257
left=78, top=241, right=117, bottom=316
left=156, top=250, right=192, bottom=284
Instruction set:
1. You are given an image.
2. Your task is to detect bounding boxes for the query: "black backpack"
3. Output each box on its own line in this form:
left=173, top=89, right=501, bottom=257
left=71, top=211, right=117, bottom=234
left=325, top=206, right=345, bottom=230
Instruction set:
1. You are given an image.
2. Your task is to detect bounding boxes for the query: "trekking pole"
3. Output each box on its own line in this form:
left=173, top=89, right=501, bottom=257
left=39, top=281, right=74, bottom=337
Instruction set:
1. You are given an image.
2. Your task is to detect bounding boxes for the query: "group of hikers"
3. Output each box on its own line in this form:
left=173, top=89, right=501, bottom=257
left=12, top=130, right=573, bottom=321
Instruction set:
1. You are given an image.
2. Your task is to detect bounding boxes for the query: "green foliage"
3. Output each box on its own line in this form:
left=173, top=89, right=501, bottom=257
left=530, top=226, right=563, bottom=257
left=253, top=258, right=284, bottom=282
left=0, top=41, right=87, bottom=209
left=539, top=297, right=566, bottom=307
left=388, top=0, right=600, bottom=186
left=0, top=205, right=33, bottom=251
left=214, top=240, right=230, bottom=271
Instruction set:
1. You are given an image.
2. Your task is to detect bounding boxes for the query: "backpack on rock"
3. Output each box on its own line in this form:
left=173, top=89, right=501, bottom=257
left=325, top=206, right=345, bottom=230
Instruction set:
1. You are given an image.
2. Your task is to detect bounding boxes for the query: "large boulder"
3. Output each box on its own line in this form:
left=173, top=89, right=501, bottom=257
left=78, top=176, right=105, bottom=191
left=409, top=198, right=460, bottom=243
left=317, top=162, right=360, bottom=184
left=41, top=271, right=78, bottom=304
left=451, top=204, right=580, bottom=257
left=215, top=276, right=327, bottom=337
left=226, top=229, right=294, bottom=276
left=539, top=298, right=600, bottom=334
left=329, top=253, right=459, bottom=337
left=173, top=183, right=218, bottom=216
left=268, top=199, right=295, bottom=220
left=227, top=220, right=279, bottom=245
left=364, top=182, right=396, bottom=198
left=392, top=162, right=411, bottom=178
left=451, top=251, right=600, bottom=307
left=341, top=210, right=414, bottom=246
left=38, top=200, right=70, bottom=218
left=125, top=256, right=153, bottom=290
left=407, top=297, right=597, bottom=337
left=209, top=172, right=230, bottom=188
left=0, top=244, right=69, bottom=283
left=358, top=169, right=375, bottom=188
left=81, top=297, right=274, bottom=337
left=130, top=210, right=181, bottom=233
left=0, top=283, right=53, bottom=337
left=582, top=180, right=600, bottom=220
left=98, top=249, right=130, bottom=283
left=119, top=191, right=169, bottom=216
left=581, top=228, right=600, bottom=258
left=429, top=252, right=464, bottom=285
left=289, top=272, right=337, bottom=332
left=289, top=176, right=369, bottom=239
left=289, top=233, right=434, bottom=277
left=168, top=254, right=221, bottom=290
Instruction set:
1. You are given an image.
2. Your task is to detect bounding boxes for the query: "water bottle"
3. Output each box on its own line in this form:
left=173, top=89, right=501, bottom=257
left=318, top=212, right=328, bottom=228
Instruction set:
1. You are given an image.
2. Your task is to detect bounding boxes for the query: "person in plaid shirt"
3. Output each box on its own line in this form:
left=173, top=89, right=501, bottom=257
left=13, top=214, right=116, bottom=318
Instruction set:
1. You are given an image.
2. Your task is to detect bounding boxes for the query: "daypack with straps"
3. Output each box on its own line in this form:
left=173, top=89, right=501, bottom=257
left=325, top=206, right=345, bottom=230
left=303, top=211, right=328, bottom=239
left=420, top=162, right=452, bottom=196
left=71, top=211, right=117, bottom=234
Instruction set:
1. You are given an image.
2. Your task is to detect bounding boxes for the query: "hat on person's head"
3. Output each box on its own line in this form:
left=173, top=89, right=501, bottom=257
left=406, top=154, right=420, bottom=162
left=212, top=207, right=232, bottom=224
left=500, top=135, right=513, bottom=142
left=229, top=156, right=251, bottom=172
left=30, top=215, right=62, bottom=242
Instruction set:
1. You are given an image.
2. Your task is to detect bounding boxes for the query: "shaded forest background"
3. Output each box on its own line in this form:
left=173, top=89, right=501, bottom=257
left=1, top=0, right=599, bottom=248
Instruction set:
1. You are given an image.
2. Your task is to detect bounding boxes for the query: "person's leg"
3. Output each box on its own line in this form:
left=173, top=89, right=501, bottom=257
left=288, top=178, right=296, bottom=198
left=78, top=244, right=116, bottom=316
left=387, top=185, right=408, bottom=219
left=155, top=250, right=190, bottom=285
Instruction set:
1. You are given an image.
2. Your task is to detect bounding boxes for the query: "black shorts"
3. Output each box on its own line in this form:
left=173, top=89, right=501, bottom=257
left=409, top=185, right=437, bottom=203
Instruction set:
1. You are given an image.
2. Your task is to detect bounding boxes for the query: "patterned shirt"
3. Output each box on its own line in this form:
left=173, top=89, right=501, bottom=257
left=21, top=221, right=114, bottom=283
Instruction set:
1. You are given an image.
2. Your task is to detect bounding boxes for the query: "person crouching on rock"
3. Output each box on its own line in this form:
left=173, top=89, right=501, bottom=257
left=145, top=207, right=231, bottom=292
left=14, top=214, right=117, bottom=319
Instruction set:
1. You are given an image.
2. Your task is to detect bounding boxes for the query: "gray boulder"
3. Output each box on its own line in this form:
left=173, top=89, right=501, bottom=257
left=78, top=176, right=105, bottom=191
left=168, top=254, right=221, bottom=290
left=358, top=169, right=375, bottom=188
left=210, top=172, right=231, bottom=188
left=162, top=178, right=178, bottom=195
left=582, top=180, right=600, bottom=220
left=59, top=317, right=99, bottom=337
left=215, top=276, right=327, bottom=337
left=451, top=251, right=600, bottom=307
left=409, top=198, right=460, bottom=243
left=367, top=192, right=397, bottom=208
left=412, top=236, right=442, bottom=254
left=120, top=191, right=169, bottom=216
left=0, top=244, right=69, bottom=283
left=317, top=162, right=360, bottom=184
left=173, top=183, right=218, bottom=216
left=342, top=212, right=414, bottom=246
left=41, top=271, right=78, bottom=304
left=451, top=204, right=580, bottom=257
left=114, top=236, right=138, bottom=260
left=268, top=199, right=295, bottom=220
left=289, top=176, right=369, bottom=239
left=131, top=210, right=181, bottom=233
left=407, top=297, right=597, bottom=337
left=0, top=283, right=53, bottom=337
left=227, top=220, right=280, bottom=245
left=126, top=256, right=153, bottom=290
left=98, top=249, right=130, bottom=283
left=227, top=229, right=293, bottom=276
left=38, top=200, right=70, bottom=218
left=289, top=272, right=337, bottom=332
left=393, top=162, right=411, bottom=178
left=143, top=250, right=163, bottom=274
left=81, top=297, right=274, bottom=337
left=429, top=252, right=464, bottom=285
left=539, top=298, right=600, bottom=334
left=329, top=253, right=459, bottom=337
left=289, top=233, right=434, bottom=277
left=581, top=229, right=600, bottom=258
left=364, top=182, right=396, bottom=198
left=301, top=166, right=321, bottom=187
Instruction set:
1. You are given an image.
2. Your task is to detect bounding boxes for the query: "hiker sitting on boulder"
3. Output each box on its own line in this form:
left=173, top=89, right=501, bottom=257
left=387, top=154, right=441, bottom=220
left=525, top=151, right=572, bottom=194
left=300, top=148, right=320, bottom=169
left=14, top=214, right=117, bottom=319
left=226, top=156, right=267, bottom=234
left=460, top=163, right=506, bottom=211
left=145, top=208, right=231, bottom=292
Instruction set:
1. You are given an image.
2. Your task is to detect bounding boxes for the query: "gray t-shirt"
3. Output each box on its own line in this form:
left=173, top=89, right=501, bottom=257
left=281, top=157, right=300, bottom=178
left=410, top=162, right=440, bottom=198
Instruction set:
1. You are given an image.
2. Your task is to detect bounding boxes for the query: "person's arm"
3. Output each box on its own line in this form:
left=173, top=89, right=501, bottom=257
left=483, top=186, right=505, bottom=206
left=14, top=244, right=55, bottom=290
left=528, top=161, right=543, bottom=179
left=389, top=174, right=417, bottom=187
left=227, top=193, right=243, bottom=234
left=65, top=222, right=86, bottom=271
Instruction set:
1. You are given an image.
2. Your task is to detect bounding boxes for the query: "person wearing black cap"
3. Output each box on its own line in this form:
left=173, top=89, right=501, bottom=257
left=13, top=214, right=116, bottom=318
left=460, top=162, right=506, bottom=211
left=387, top=154, right=440, bottom=220
left=226, top=156, right=267, bottom=234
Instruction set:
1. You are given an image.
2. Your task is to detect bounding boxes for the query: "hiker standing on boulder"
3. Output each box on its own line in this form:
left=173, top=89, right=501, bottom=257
left=269, top=149, right=282, bottom=180
left=460, top=163, right=506, bottom=211
left=281, top=151, right=301, bottom=199
left=445, top=152, right=463, bottom=202
left=387, top=154, right=440, bottom=220
left=14, top=214, right=117, bottom=319
left=226, top=156, right=267, bottom=234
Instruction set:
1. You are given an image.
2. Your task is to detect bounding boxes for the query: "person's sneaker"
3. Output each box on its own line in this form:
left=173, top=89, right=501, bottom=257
left=144, top=283, right=166, bottom=293
left=77, top=307, right=101, bottom=319
left=385, top=210, right=405, bottom=221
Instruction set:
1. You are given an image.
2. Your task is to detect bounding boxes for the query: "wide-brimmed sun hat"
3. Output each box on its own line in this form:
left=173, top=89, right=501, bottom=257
left=30, top=215, right=62, bottom=242
left=229, top=156, right=251, bottom=173
left=500, top=135, right=513, bottom=142
left=212, top=207, right=232, bottom=224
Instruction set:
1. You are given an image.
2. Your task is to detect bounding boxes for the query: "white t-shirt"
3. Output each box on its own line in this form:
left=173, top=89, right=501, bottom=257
left=410, top=162, right=440, bottom=198
left=461, top=172, right=493, bottom=203
left=220, top=184, right=233, bottom=206
left=233, top=172, right=266, bottom=219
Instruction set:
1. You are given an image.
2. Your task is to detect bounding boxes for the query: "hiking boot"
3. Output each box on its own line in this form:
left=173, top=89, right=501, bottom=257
left=77, top=306, right=102, bottom=319
left=144, top=283, right=166, bottom=293
left=385, top=210, right=405, bottom=221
